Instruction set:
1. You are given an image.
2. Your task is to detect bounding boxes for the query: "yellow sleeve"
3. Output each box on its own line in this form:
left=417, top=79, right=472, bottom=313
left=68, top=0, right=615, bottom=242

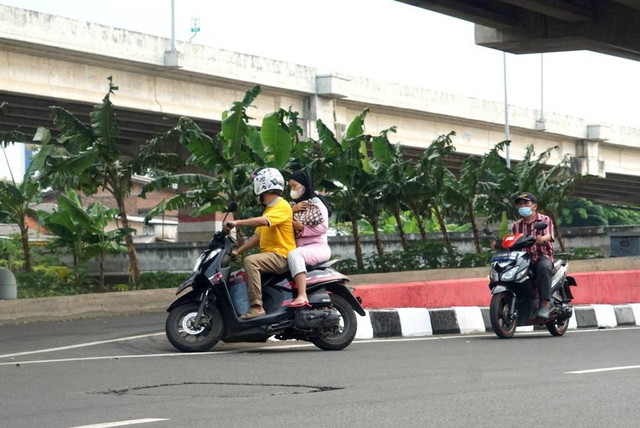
left=264, top=200, right=292, bottom=227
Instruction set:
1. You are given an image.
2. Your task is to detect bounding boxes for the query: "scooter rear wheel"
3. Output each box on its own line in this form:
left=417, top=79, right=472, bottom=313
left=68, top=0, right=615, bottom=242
left=166, top=302, right=223, bottom=352
left=490, top=293, right=516, bottom=339
left=546, top=317, right=569, bottom=336
left=311, top=294, right=357, bottom=351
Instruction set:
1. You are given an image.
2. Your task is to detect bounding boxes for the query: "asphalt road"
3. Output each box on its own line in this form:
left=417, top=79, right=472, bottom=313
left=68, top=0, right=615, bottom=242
left=1, top=313, right=639, bottom=428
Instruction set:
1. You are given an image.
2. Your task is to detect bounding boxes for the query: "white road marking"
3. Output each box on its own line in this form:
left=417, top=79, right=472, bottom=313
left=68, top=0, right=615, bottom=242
left=566, top=365, right=640, bottom=374
left=0, top=350, right=236, bottom=366
left=69, top=418, right=169, bottom=428
left=1, top=326, right=638, bottom=367
left=0, top=332, right=164, bottom=359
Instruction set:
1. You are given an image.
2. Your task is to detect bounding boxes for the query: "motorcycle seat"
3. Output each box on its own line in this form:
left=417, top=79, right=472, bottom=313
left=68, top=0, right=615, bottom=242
left=551, top=260, right=565, bottom=274
left=307, top=259, right=339, bottom=271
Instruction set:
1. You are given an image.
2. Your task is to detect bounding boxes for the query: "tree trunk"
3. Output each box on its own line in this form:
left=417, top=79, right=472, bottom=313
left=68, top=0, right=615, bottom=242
left=117, top=198, right=140, bottom=288
left=350, top=214, right=364, bottom=270
left=392, top=208, right=409, bottom=251
left=409, top=206, right=428, bottom=241
left=468, top=201, right=482, bottom=253
left=98, top=247, right=105, bottom=293
left=370, top=216, right=387, bottom=272
left=548, top=212, right=565, bottom=252
left=433, top=204, right=451, bottom=246
left=19, top=222, right=33, bottom=273
left=433, top=203, right=456, bottom=263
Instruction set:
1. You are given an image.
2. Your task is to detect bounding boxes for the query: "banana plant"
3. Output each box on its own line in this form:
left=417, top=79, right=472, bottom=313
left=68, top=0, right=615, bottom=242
left=446, top=141, right=512, bottom=253
left=0, top=108, right=55, bottom=272
left=40, top=189, right=133, bottom=292
left=313, top=109, right=397, bottom=269
left=414, top=132, right=457, bottom=260
left=34, top=78, right=181, bottom=287
left=140, top=86, right=302, bottom=244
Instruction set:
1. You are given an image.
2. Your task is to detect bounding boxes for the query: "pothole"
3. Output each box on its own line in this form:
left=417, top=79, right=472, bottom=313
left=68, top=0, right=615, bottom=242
left=90, top=382, right=343, bottom=398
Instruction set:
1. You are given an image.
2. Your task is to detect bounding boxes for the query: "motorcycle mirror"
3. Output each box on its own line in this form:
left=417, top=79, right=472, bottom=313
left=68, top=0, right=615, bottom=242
left=534, top=222, right=548, bottom=230
left=227, top=201, right=238, bottom=213
left=483, top=228, right=493, bottom=236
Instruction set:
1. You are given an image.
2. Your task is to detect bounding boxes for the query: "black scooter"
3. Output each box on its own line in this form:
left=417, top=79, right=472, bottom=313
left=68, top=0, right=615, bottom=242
left=165, top=202, right=365, bottom=352
left=483, top=223, right=577, bottom=339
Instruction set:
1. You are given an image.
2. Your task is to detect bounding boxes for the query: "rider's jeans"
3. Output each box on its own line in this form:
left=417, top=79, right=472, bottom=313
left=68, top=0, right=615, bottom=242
left=532, top=256, right=553, bottom=301
left=243, top=252, right=289, bottom=308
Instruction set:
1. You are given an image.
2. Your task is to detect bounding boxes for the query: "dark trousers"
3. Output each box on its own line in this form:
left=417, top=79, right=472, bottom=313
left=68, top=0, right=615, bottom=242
left=532, top=256, right=553, bottom=301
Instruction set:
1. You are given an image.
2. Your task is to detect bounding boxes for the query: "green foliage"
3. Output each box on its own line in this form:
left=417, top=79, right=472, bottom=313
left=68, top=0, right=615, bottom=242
left=39, top=189, right=132, bottom=291
left=136, top=271, right=190, bottom=290
left=334, top=241, right=491, bottom=274
left=16, top=265, right=92, bottom=298
left=559, top=198, right=640, bottom=227
left=0, top=236, right=24, bottom=270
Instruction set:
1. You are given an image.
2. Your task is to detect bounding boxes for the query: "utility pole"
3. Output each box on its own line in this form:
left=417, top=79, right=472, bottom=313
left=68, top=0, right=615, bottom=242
left=164, top=0, right=180, bottom=67
left=503, top=52, right=511, bottom=168
left=535, top=53, right=547, bottom=131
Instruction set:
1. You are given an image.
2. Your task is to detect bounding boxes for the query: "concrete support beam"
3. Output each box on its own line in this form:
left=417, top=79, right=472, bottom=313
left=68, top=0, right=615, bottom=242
left=398, top=0, right=640, bottom=61
left=398, top=0, right=517, bottom=29
left=498, top=0, right=593, bottom=22
left=474, top=2, right=640, bottom=61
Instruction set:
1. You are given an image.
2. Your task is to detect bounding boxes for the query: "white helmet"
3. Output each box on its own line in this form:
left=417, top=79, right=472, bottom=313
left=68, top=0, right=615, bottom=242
left=252, top=167, right=285, bottom=196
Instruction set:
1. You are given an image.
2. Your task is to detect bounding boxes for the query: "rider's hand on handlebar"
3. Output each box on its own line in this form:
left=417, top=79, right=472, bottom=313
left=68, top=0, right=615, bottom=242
left=230, top=250, right=239, bottom=260
left=536, top=234, right=549, bottom=244
left=223, top=221, right=236, bottom=233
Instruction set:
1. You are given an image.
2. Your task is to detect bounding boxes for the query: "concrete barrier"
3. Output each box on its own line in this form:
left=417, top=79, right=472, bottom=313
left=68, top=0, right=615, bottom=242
left=353, top=270, right=640, bottom=309
left=356, top=304, right=640, bottom=339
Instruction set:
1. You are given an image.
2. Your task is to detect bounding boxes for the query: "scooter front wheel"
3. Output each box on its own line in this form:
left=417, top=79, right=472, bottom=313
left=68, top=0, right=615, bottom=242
left=489, top=293, right=516, bottom=339
left=166, top=302, right=224, bottom=352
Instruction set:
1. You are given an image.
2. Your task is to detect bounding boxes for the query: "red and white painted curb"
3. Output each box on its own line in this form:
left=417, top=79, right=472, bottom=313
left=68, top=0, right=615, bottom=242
left=355, top=304, right=640, bottom=339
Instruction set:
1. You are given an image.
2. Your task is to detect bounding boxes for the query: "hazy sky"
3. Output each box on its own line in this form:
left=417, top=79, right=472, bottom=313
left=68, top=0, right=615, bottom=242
left=1, top=0, right=640, bottom=128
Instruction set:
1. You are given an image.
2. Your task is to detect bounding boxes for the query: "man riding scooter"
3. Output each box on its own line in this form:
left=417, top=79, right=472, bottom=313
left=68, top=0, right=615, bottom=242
left=512, top=192, right=555, bottom=319
left=223, top=167, right=296, bottom=319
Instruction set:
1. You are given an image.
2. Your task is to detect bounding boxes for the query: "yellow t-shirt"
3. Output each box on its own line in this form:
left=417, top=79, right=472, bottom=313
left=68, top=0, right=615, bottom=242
left=256, top=197, right=296, bottom=257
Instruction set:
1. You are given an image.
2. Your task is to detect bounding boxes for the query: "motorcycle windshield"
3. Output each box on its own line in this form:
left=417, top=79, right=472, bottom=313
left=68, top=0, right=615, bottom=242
left=490, top=251, right=520, bottom=263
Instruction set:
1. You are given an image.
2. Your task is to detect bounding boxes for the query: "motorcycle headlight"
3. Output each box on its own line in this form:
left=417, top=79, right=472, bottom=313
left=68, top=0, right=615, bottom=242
left=515, top=267, right=528, bottom=281
left=490, top=270, right=499, bottom=282
left=501, top=267, right=516, bottom=281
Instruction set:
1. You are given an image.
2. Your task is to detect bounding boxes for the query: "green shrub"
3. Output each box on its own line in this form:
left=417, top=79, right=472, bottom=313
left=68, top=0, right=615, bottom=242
left=136, top=271, right=190, bottom=290
left=16, top=266, right=93, bottom=298
left=334, top=241, right=490, bottom=274
left=557, top=247, right=603, bottom=261
left=457, top=252, right=492, bottom=268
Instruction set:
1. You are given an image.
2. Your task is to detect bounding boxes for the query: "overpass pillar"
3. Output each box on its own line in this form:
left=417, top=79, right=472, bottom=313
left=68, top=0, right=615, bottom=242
left=305, top=74, right=350, bottom=140
left=572, top=125, right=607, bottom=178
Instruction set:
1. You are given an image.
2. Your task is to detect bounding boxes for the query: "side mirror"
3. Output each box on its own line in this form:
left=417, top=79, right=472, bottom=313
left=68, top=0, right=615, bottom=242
left=227, top=201, right=238, bottom=213
left=534, top=222, right=548, bottom=230
left=483, top=228, right=493, bottom=236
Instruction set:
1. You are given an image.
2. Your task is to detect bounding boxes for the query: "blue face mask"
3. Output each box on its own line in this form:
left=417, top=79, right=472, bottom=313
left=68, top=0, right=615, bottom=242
left=518, top=207, right=533, bottom=217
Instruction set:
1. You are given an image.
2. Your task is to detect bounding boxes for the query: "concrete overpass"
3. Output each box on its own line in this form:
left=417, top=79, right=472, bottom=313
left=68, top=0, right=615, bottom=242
left=398, top=0, right=640, bottom=62
left=1, top=4, right=639, bottom=206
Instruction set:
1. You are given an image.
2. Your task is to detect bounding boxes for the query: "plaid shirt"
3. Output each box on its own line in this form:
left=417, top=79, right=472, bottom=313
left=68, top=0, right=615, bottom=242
left=511, top=212, right=555, bottom=263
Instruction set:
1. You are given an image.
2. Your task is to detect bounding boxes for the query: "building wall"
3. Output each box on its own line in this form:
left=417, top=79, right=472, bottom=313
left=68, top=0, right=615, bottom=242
left=79, top=225, right=640, bottom=278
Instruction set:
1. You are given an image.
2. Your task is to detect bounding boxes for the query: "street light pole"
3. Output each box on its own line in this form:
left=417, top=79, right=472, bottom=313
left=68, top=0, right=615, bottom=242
left=164, top=0, right=180, bottom=67
left=503, top=52, right=511, bottom=168
left=170, top=0, right=176, bottom=53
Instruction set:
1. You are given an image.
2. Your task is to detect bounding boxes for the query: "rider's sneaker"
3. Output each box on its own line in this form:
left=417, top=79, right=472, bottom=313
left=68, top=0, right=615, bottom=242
left=537, top=306, right=550, bottom=319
